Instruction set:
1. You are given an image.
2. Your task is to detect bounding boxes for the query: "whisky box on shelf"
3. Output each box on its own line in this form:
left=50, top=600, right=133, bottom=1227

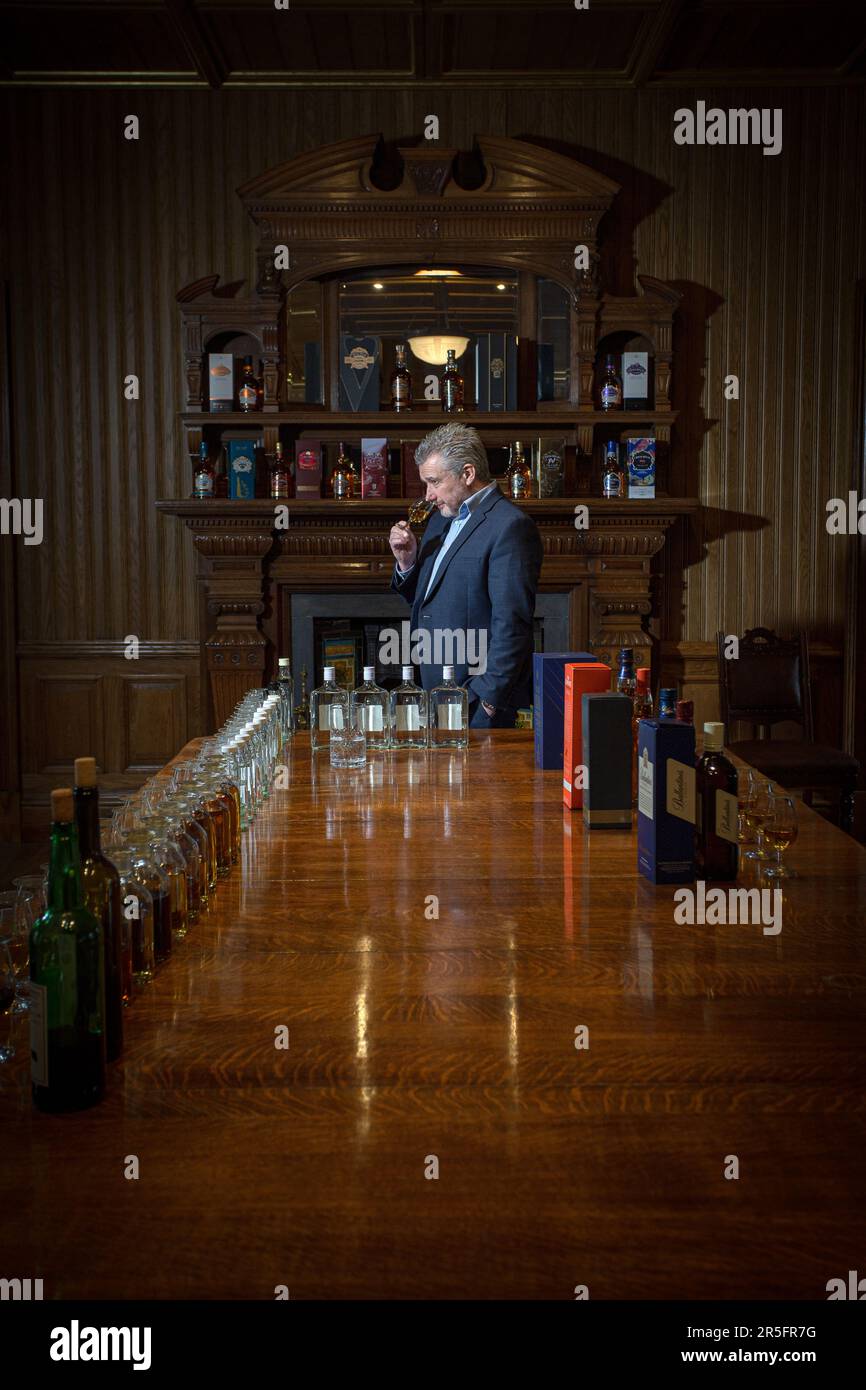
left=536, top=436, right=565, bottom=498
left=475, top=333, right=518, bottom=411
left=582, top=693, right=633, bottom=829
left=339, top=336, right=381, bottom=412
left=537, top=344, right=555, bottom=402
left=533, top=651, right=596, bottom=770
left=295, top=440, right=322, bottom=498
left=207, top=353, right=234, bottom=412
left=622, top=351, right=650, bottom=410
left=563, top=662, right=614, bottom=810
left=400, top=441, right=424, bottom=498
left=625, top=436, right=656, bottom=499
left=222, top=434, right=259, bottom=500
left=361, top=438, right=389, bottom=498
left=637, top=718, right=697, bottom=884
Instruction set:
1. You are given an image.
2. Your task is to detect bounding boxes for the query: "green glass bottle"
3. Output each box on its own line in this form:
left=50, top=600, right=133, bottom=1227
left=30, top=788, right=106, bottom=1112
left=74, top=757, right=126, bottom=1060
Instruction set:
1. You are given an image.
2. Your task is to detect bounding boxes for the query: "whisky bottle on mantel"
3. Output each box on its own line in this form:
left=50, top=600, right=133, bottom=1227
left=390, top=343, right=412, bottom=412
left=238, top=355, right=262, bottom=412
left=74, top=758, right=126, bottom=1062
left=506, top=441, right=532, bottom=499
left=441, top=349, right=464, bottom=413
left=30, top=789, right=106, bottom=1113
left=331, top=442, right=354, bottom=499
left=269, top=441, right=291, bottom=500
left=193, top=441, right=214, bottom=499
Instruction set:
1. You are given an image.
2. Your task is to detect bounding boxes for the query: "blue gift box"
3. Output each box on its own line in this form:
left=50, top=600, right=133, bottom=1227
left=637, top=718, right=697, bottom=884
left=533, top=652, right=596, bottom=769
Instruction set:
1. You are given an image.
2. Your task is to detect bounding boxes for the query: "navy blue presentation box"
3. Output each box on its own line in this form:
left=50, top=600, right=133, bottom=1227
left=637, top=718, right=697, bottom=884
left=533, top=651, right=596, bottom=769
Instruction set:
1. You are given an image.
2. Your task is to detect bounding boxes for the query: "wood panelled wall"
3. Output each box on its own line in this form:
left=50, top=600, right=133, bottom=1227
left=1, top=86, right=864, bottom=829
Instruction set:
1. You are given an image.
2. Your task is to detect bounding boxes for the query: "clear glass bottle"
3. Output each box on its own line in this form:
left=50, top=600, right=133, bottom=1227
left=274, top=657, right=296, bottom=739
left=430, top=666, right=469, bottom=749
left=351, top=666, right=390, bottom=750
left=390, top=665, right=428, bottom=749
left=142, top=819, right=189, bottom=943
left=160, top=807, right=202, bottom=924
left=109, top=850, right=155, bottom=989
left=310, top=666, right=350, bottom=752
left=170, top=794, right=211, bottom=911
left=441, top=349, right=464, bottom=413
left=125, top=837, right=173, bottom=968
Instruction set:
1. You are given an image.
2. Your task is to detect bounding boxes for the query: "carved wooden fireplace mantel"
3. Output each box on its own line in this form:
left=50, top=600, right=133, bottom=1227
left=157, top=498, right=697, bottom=728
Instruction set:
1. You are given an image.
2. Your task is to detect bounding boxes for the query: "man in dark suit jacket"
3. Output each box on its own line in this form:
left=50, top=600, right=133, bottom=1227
left=388, top=422, right=543, bottom=729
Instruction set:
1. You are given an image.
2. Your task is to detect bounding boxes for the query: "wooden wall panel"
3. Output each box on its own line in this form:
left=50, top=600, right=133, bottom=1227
left=0, top=84, right=864, bottom=750
left=17, top=646, right=201, bottom=837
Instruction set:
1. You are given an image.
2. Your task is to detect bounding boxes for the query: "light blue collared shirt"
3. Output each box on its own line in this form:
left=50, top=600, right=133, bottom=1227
left=395, top=483, right=499, bottom=599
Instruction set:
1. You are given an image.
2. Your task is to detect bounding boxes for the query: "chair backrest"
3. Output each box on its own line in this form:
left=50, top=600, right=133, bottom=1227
left=716, top=627, right=814, bottom=739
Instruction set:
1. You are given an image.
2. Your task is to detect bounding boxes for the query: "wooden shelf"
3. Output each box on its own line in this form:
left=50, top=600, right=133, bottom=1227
left=158, top=496, right=699, bottom=518
left=182, top=409, right=678, bottom=429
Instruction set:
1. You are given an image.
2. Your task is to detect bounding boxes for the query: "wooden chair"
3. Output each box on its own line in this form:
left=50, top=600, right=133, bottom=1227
left=716, top=627, right=859, bottom=833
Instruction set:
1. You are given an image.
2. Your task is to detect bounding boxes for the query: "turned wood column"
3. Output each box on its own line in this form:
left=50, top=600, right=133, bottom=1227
left=190, top=525, right=275, bottom=727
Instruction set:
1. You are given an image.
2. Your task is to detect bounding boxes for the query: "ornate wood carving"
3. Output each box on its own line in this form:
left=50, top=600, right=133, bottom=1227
left=159, top=500, right=695, bottom=729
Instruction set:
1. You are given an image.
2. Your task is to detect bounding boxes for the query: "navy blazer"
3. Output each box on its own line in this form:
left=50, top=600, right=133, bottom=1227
left=391, top=485, right=543, bottom=710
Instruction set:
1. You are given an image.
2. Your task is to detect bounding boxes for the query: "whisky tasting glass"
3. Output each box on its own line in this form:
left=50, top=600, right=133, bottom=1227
left=408, top=498, right=435, bottom=526
left=329, top=706, right=367, bottom=769
left=0, top=892, right=30, bottom=1013
left=737, top=769, right=760, bottom=844
left=743, top=779, right=775, bottom=861
left=763, top=793, right=798, bottom=880
left=0, top=939, right=16, bottom=1063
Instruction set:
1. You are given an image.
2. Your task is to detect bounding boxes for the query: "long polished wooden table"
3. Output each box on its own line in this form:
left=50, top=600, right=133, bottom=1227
left=4, top=731, right=866, bottom=1300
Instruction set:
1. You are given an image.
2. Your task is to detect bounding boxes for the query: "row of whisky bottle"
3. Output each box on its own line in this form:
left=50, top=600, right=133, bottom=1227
left=390, top=343, right=464, bottom=413
left=617, top=649, right=738, bottom=879
left=29, top=757, right=241, bottom=1112
left=310, top=665, right=469, bottom=750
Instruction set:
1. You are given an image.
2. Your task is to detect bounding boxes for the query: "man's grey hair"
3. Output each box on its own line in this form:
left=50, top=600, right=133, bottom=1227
left=414, top=422, right=491, bottom=483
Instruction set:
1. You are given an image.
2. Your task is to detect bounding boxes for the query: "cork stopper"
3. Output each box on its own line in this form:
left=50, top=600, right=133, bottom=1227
left=51, top=788, right=74, bottom=822
left=74, top=756, right=97, bottom=787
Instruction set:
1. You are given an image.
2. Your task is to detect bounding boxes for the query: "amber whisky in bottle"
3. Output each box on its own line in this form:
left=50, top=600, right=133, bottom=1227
left=390, top=343, right=412, bottom=412
left=269, top=441, right=290, bottom=499
left=331, top=442, right=353, bottom=500
left=506, top=441, right=532, bottom=499
left=238, top=356, right=261, bottom=412
left=441, top=349, right=464, bottom=413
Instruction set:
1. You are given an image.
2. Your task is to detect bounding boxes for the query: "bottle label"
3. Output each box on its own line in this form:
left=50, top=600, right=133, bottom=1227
left=30, top=981, right=48, bottom=1086
left=666, top=760, right=696, bottom=823
left=194, top=470, right=214, bottom=497
left=358, top=705, right=384, bottom=733
left=319, top=704, right=345, bottom=732
left=394, top=378, right=410, bottom=403
left=239, top=387, right=256, bottom=407
left=715, top=789, right=739, bottom=844
left=601, top=385, right=621, bottom=407
left=638, top=750, right=654, bottom=819
left=437, top=703, right=464, bottom=730
left=396, top=705, right=421, bottom=732
left=510, top=474, right=527, bottom=498
left=603, top=473, right=622, bottom=497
